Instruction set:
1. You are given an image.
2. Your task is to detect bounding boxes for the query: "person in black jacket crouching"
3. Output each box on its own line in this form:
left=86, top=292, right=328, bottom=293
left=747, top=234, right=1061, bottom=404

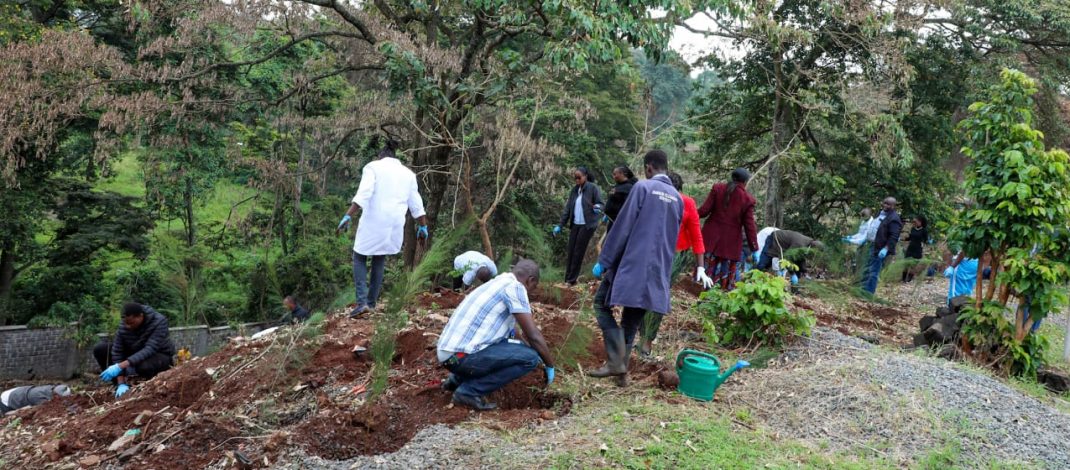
left=94, top=302, right=176, bottom=398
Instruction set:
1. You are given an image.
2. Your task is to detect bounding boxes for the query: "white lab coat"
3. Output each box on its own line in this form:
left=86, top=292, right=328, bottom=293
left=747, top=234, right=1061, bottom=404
left=453, top=251, right=497, bottom=286
left=352, top=157, right=426, bottom=256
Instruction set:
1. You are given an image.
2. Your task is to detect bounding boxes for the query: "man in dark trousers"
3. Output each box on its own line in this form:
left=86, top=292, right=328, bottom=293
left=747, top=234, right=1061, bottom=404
left=589, top=150, right=682, bottom=386
left=94, top=302, right=176, bottom=398
left=862, top=197, right=904, bottom=294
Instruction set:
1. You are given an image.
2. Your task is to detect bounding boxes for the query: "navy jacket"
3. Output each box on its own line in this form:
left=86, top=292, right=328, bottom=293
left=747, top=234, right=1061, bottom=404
left=598, top=174, right=683, bottom=314
left=558, top=181, right=603, bottom=228
left=112, top=306, right=176, bottom=366
left=872, top=210, right=904, bottom=256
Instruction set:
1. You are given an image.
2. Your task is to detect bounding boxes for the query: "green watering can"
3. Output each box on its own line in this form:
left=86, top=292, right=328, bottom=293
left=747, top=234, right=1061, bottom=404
left=675, top=349, right=750, bottom=402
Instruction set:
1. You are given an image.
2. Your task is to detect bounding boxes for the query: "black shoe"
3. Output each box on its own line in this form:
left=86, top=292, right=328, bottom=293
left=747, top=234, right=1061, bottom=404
left=348, top=305, right=370, bottom=319
left=441, top=374, right=459, bottom=392
left=452, top=393, right=497, bottom=411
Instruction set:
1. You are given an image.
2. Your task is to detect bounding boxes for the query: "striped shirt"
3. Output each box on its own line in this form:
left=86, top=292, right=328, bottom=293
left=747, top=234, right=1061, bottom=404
left=436, top=273, right=531, bottom=362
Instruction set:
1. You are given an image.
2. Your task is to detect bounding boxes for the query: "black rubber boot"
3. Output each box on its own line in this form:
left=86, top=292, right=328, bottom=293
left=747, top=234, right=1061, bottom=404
left=588, top=328, right=626, bottom=377
left=616, top=342, right=633, bottom=387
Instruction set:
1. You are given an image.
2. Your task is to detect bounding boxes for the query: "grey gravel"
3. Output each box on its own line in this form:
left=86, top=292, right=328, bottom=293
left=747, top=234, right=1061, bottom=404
left=726, top=328, right=1070, bottom=468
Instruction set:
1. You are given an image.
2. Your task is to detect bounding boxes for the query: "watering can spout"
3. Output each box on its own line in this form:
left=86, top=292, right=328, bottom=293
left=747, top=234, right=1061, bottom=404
left=717, top=359, right=750, bottom=382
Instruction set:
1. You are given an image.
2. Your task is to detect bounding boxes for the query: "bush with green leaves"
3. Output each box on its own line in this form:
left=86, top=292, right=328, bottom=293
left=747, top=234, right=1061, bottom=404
left=950, top=68, right=1070, bottom=375
left=696, top=270, right=814, bottom=347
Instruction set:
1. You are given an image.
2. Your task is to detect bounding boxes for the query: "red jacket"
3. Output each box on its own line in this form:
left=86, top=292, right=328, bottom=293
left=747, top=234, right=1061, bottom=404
left=697, top=182, right=758, bottom=261
left=676, top=195, right=704, bottom=255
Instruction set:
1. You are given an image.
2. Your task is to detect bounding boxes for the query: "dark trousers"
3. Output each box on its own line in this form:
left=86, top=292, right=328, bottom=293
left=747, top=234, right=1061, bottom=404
left=443, top=341, right=541, bottom=398
left=565, top=223, right=597, bottom=284
left=353, top=252, right=387, bottom=309
left=862, top=254, right=885, bottom=294
left=594, top=278, right=647, bottom=346
left=92, top=342, right=173, bottom=379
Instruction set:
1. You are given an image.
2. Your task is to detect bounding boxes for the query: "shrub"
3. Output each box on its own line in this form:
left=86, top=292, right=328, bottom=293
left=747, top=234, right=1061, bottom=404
left=696, top=270, right=814, bottom=347
left=959, top=300, right=1050, bottom=376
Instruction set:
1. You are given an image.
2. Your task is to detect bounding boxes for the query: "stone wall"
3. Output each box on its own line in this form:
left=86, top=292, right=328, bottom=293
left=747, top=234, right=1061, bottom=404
left=0, top=321, right=272, bottom=381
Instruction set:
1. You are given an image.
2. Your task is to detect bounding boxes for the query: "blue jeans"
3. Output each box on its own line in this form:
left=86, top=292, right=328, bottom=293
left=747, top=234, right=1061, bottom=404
left=353, top=252, right=386, bottom=309
left=594, top=278, right=647, bottom=346
left=756, top=243, right=776, bottom=271
left=863, top=254, right=885, bottom=294
left=444, top=340, right=541, bottom=398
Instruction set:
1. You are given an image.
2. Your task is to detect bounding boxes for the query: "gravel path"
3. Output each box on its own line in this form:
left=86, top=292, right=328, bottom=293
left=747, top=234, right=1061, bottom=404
left=726, top=327, right=1070, bottom=468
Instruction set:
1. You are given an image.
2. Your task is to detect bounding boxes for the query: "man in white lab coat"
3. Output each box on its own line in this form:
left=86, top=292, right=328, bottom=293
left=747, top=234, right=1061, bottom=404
left=338, top=140, right=429, bottom=317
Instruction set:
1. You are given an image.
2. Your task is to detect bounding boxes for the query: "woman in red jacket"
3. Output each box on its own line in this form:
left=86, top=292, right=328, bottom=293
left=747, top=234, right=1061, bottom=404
left=697, top=168, right=759, bottom=290
left=637, top=172, right=714, bottom=356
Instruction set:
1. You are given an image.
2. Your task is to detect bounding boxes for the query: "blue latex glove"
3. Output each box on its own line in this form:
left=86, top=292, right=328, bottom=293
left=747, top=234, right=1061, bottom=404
left=337, top=214, right=352, bottom=231
left=115, top=383, right=130, bottom=398
left=416, top=224, right=429, bottom=239
left=100, top=364, right=122, bottom=382
left=878, top=247, right=889, bottom=259
left=841, top=236, right=850, bottom=242
left=592, top=262, right=604, bottom=279
left=790, top=274, right=799, bottom=285
left=752, top=251, right=761, bottom=264
left=552, top=225, right=561, bottom=236
left=545, top=367, right=556, bottom=385
left=601, top=215, right=609, bottom=224
left=593, top=204, right=603, bottom=215
left=943, top=267, right=954, bottom=277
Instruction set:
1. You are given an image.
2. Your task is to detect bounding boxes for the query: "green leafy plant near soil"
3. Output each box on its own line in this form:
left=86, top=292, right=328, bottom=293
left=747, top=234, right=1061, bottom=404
left=697, top=270, right=814, bottom=347
left=951, top=68, right=1070, bottom=376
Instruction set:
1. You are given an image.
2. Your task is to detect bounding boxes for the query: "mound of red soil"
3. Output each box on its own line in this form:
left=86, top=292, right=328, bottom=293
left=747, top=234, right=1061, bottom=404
left=0, top=302, right=701, bottom=468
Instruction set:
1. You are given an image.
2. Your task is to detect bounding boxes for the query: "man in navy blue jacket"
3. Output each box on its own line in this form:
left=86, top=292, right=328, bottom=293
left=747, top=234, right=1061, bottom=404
left=588, top=150, right=682, bottom=387
left=94, top=303, right=176, bottom=398
left=862, top=197, right=904, bottom=294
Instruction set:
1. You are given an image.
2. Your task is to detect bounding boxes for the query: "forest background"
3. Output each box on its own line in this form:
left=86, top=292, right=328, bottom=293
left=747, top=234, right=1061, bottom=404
left=3, top=0, right=1070, bottom=341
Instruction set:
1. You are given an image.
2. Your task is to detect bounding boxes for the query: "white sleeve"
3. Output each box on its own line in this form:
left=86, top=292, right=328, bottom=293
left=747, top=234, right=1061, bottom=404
left=407, top=174, right=426, bottom=219
left=352, top=165, right=376, bottom=208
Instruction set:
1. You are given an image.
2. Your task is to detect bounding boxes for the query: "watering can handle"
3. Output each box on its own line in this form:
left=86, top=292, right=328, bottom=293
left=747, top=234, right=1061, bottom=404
left=676, top=349, right=719, bottom=372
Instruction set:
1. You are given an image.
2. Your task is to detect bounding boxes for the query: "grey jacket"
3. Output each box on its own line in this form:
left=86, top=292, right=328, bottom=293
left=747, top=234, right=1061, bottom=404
left=1, top=385, right=61, bottom=412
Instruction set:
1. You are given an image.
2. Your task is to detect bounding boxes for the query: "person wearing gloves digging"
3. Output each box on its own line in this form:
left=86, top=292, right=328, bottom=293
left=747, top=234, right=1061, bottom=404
left=636, top=171, right=713, bottom=357
left=862, top=197, right=904, bottom=294
left=755, top=229, right=825, bottom=284
left=436, top=259, right=556, bottom=411
left=337, top=139, right=429, bottom=318
left=553, top=166, right=603, bottom=286
left=94, top=303, right=176, bottom=399
left=590, top=150, right=682, bottom=386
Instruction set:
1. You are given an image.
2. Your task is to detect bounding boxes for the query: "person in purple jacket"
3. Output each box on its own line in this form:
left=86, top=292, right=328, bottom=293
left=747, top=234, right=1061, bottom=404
left=588, top=150, right=683, bottom=387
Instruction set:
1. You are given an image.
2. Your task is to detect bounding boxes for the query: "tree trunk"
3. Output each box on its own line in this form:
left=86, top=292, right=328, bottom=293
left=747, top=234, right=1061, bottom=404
left=764, top=45, right=789, bottom=227
left=403, top=144, right=452, bottom=266
left=183, top=174, right=196, bottom=248
left=0, top=242, right=15, bottom=325
left=974, top=255, right=987, bottom=311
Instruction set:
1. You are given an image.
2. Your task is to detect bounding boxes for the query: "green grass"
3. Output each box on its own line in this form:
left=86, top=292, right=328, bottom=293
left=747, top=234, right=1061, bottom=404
left=1038, top=320, right=1069, bottom=370
left=532, top=398, right=893, bottom=470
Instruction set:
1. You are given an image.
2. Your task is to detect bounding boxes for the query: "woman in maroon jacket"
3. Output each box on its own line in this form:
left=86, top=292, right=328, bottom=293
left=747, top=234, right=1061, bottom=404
left=697, top=168, right=759, bottom=290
